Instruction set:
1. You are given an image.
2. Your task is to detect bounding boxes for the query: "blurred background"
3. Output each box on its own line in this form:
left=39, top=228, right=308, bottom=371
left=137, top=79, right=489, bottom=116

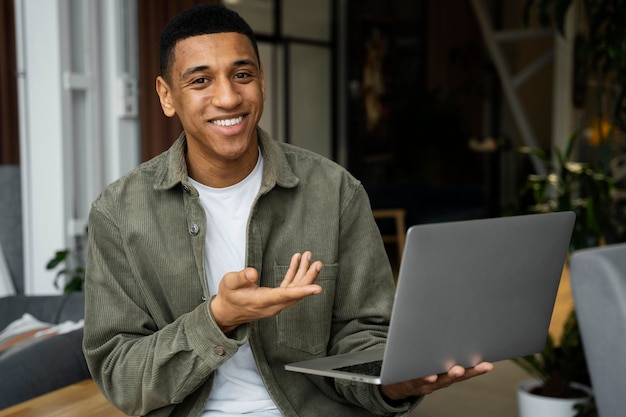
left=1, top=0, right=624, bottom=295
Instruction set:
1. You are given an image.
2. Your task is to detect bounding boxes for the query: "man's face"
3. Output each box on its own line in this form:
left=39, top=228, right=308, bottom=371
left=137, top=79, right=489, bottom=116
left=157, top=32, right=265, bottom=166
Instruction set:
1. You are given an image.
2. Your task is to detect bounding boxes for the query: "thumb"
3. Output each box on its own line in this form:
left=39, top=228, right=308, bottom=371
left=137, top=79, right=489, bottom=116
left=244, top=268, right=259, bottom=283
left=221, top=268, right=258, bottom=291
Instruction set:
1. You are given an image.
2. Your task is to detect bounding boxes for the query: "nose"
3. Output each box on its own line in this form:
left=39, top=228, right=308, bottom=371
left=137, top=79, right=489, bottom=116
left=212, top=76, right=241, bottom=109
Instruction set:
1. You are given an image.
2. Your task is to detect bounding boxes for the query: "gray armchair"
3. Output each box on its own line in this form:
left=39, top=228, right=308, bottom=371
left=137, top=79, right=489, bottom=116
left=570, top=243, right=626, bottom=417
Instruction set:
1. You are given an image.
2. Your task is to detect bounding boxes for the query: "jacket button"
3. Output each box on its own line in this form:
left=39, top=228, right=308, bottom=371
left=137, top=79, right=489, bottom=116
left=182, top=184, right=190, bottom=193
left=201, top=295, right=207, bottom=301
left=214, top=346, right=226, bottom=356
left=189, top=224, right=199, bottom=235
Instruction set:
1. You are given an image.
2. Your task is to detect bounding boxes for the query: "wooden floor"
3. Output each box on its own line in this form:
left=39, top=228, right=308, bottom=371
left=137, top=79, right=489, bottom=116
left=408, top=265, right=574, bottom=417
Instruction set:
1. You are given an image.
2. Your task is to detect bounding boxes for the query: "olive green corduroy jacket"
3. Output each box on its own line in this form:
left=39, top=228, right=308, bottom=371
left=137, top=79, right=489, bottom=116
left=83, top=128, right=418, bottom=417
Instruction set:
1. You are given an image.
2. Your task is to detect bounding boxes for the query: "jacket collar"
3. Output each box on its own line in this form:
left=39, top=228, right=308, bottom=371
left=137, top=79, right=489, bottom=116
left=153, top=127, right=299, bottom=191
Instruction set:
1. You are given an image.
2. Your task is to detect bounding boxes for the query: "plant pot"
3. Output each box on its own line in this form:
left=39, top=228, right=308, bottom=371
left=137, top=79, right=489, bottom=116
left=517, top=379, right=592, bottom=417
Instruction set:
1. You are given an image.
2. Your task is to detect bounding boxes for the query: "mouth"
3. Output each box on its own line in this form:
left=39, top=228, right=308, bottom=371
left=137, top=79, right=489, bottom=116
left=210, top=115, right=244, bottom=127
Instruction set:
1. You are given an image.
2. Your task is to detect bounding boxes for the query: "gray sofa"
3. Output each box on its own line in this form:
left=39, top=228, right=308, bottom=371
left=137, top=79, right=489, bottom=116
left=0, top=292, right=90, bottom=409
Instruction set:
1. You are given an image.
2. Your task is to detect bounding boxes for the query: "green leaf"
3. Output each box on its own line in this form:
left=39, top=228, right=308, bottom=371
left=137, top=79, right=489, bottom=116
left=53, top=269, right=69, bottom=289
left=46, top=250, right=69, bottom=270
left=64, top=277, right=84, bottom=293
left=563, top=130, right=579, bottom=161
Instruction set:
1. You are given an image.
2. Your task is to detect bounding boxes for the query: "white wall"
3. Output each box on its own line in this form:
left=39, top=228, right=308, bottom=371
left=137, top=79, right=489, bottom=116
left=15, top=0, right=67, bottom=294
left=15, top=0, right=140, bottom=294
left=288, top=43, right=331, bottom=158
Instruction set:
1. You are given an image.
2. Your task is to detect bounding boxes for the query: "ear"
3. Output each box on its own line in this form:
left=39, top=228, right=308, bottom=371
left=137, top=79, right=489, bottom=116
left=156, top=76, right=176, bottom=117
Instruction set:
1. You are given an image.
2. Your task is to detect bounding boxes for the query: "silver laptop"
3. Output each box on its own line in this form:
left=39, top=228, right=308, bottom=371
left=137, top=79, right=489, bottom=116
left=285, top=211, right=575, bottom=385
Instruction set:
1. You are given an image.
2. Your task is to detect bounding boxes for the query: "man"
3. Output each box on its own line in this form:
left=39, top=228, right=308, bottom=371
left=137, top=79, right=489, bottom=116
left=82, top=4, right=492, bottom=417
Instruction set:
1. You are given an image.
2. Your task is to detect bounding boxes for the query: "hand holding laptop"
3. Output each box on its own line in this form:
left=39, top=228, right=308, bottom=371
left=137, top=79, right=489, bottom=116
left=286, top=212, right=575, bottom=386
left=380, top=361, right=495, bottom=400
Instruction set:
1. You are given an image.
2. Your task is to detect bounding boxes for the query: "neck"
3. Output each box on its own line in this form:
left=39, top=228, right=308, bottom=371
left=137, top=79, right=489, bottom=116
left=186, top=145, right=259, bottom=188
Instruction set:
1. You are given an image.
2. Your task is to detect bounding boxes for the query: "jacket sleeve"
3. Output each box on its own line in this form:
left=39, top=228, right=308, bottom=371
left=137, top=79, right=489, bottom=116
left=82, top=201, right=248, bottom=416
left=320, top=182, right=420, bottom=415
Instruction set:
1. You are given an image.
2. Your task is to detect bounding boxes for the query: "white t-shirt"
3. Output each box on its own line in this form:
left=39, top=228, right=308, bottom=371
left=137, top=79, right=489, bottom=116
left=190, top=152, right=281, bottom=417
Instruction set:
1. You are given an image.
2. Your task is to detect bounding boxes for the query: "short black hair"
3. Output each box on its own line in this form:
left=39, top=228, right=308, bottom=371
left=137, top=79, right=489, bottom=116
left=159, top=3, right=260, bottom=82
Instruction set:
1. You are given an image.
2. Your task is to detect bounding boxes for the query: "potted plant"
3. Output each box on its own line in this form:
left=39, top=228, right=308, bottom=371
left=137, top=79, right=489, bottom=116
left=509, top=128, right=618, bottom=416
left=508, top=111, right=622, bottom=417
left=514, top=310, right=594, bottom=416
left=510, top=2, right=626, bottom=414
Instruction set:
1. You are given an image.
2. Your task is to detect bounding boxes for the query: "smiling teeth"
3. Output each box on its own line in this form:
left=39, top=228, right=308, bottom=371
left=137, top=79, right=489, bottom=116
left=213, top=116, right=243, bottom=127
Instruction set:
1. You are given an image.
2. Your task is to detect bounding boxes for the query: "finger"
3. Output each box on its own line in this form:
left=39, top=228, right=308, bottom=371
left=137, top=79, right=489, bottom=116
left=293, top=260, right=323, bottom=288
left=473, top=362, right=495, bottom=373
left=439, top=362, right=493, bottom=385
left=457, top=362, right=494, bottom=380
left=413, top=367, right=462, bottom=391
left=280, top=253, right=302, bottom=288
left=422, top=374, right=438, bottom=384
left=282, top=252, right=322, bottom=287
left=447, top=365, right=466, bottom=378
left=381, top=374, right=439, bottom=399
left=252, top=285, right=323, bottom=320
left=292, top=251, right=313, bottom=285
left=451, top=362, right=494, bottom=378
left=244, top=268, right=259, bottom=283
left=275, top=284, right=323, bottom=305
left=221, top=269, right=258, bottom=291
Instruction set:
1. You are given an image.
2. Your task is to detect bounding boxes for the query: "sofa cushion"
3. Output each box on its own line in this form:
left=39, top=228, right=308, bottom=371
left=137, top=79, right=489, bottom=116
left=0, top=328, right=90, bottom=409
left=0, top=314, right=84, bottom=360
left=0, top=313, right=52, bottom=354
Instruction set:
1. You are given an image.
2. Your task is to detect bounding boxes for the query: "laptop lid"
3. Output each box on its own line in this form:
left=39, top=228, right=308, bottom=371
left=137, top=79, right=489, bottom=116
left=286, top=211, right=575, bottom=385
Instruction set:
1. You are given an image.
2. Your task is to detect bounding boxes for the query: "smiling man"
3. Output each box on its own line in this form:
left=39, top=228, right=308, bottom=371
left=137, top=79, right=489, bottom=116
left=82, top=4, right=491, bottom=417
left=156, top=30, right=265, bottom=188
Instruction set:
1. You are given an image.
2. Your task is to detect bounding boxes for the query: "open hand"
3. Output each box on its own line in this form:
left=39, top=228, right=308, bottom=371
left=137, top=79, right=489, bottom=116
left=210, top=252, right=323, bottom=333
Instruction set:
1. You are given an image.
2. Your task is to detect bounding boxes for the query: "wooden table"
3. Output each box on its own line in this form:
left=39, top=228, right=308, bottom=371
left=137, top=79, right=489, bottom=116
left=0, top=380, right=128, bottom=417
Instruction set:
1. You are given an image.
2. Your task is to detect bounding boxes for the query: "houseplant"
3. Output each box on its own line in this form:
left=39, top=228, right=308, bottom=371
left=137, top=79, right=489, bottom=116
left=46, top=229, right=87, bottom=293
left=522, top=0, right=626, bottom=249
left=522, top=0, right=626, bottom=210
left=513, top=287, right=589, bottom=397
left=510, top=132, right=607, bottom=416
left=513, top=310, right=593, bottom=415
left=510, top=2, right=626, bottom=414
left=509, top=106, right=620, bottom=417
left=46, top=249, right=85, bottom=293
left=513, top=130, right=617, bottom=251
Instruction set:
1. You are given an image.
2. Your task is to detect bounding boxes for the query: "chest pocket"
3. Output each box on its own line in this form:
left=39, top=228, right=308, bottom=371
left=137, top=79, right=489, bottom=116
left=273, top=263, right=338, bottom=355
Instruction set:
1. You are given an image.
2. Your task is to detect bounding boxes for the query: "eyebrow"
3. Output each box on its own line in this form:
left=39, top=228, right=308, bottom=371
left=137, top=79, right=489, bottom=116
left=179, top=59, right=259, bottom=81
left=180, top=65, right=209, bottom=81
left=233, top=59, right=258, bottom=68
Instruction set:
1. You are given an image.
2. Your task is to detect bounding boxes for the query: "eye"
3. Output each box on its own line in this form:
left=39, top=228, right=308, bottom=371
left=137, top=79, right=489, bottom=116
left=192, top=77, right=209, bottom=85
left=234, top=72, right=252, bottom=80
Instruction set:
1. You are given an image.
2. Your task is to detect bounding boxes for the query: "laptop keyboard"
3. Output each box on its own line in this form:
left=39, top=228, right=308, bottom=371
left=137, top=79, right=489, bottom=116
left=333, top=360, right=383, bottom=376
